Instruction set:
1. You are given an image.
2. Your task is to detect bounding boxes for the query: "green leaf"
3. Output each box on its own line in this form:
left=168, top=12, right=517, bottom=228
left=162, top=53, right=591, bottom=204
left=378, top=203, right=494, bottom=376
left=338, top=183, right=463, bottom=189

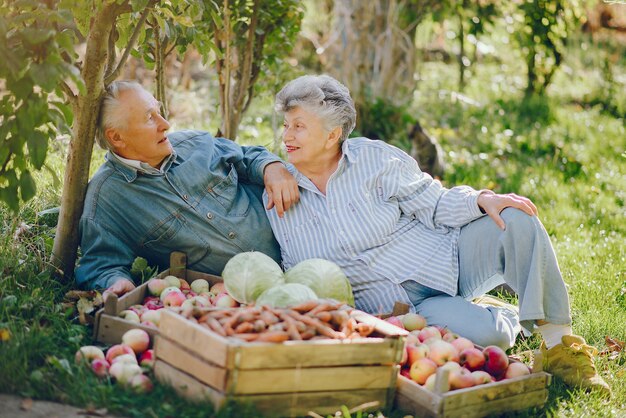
left=18, top=170, right=36, bottom=202
left=26, top=130, right=48, bottom=169
left=131, top=0, right=150, bottom=13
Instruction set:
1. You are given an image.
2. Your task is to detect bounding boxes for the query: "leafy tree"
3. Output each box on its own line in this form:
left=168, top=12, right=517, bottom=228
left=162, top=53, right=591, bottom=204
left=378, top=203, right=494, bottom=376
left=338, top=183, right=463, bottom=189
left=516, top=0, right=585, bottom=97
left=0, top=0, right=303, bottom=281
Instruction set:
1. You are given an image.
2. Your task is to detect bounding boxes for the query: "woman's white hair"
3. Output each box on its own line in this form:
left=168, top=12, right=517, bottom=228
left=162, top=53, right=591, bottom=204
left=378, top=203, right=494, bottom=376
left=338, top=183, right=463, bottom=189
left=95, top=80, right=145, bottom=150
left=275, top=75, right=356, bottom=143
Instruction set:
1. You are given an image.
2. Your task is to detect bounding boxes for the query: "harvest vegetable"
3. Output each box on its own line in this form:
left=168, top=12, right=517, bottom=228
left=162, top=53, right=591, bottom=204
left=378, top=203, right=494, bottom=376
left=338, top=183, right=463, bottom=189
left=285, top=258, right=355, bottom=306
left=255, top=283, right=318, bottom=308
left=222, top=252, right=285, bottom=303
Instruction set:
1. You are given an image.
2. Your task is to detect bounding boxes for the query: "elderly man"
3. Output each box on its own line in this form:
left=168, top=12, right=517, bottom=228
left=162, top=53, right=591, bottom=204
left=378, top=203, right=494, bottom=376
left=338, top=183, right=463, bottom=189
left=75, top=80, right=299, bottom=297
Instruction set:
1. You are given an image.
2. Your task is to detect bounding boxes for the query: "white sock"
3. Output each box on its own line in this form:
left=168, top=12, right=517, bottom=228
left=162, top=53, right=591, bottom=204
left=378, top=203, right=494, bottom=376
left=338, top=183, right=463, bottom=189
left=537, top=323, right=572, bottom=349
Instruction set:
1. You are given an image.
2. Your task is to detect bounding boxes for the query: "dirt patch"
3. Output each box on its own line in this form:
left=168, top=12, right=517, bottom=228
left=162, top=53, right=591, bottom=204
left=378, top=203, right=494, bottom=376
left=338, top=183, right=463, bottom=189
left=0, top=394, right=122, bottom=418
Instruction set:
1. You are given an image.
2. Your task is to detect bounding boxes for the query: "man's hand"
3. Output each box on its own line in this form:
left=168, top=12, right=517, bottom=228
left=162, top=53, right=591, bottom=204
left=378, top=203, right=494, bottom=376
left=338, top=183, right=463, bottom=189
left=103, top=279, right=136, bottom=302
left=264, top=162, right=299, bottom=217
left=477, top=191, right=538, bottom=230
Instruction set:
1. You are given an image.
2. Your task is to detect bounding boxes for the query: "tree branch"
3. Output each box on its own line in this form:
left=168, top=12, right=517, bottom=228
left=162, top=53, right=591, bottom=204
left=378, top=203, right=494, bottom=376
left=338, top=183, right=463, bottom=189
left=104, top=20, right=117, bottom=79
left=104, top=2, right=155, bottom=85
left=60, top=81, right=78, bottom=109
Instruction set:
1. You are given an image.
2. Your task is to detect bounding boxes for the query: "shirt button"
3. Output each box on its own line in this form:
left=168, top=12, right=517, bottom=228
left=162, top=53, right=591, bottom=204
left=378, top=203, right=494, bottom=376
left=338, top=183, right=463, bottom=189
left=183, top=194, right=189, bottom=200
left=207, top=187, right=213, bottom=192
left=206, top=213, right=213, bottom=220
left=228, top=232, right=236, bottom=239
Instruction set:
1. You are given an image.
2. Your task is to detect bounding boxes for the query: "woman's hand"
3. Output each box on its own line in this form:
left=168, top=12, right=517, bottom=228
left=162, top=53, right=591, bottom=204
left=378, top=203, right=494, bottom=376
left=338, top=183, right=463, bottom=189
left=477, top=190, right=538, bottom=230
left=103, top=278, right=136, bottom=302
left=264, top=162, right=300, bottom=217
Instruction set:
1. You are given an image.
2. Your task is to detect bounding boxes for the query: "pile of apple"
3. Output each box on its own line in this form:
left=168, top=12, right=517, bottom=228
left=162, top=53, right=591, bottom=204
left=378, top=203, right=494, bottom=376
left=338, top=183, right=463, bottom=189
left=118, top=276, right=239, bottom=328
left=75, top=329, right=154, bottom=393
left=386, top=313, right=531, bottom=392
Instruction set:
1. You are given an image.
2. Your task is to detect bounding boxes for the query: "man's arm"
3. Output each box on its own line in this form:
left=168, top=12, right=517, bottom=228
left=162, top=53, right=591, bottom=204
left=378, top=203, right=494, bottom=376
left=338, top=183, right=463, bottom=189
left=75, top=217, right=137, bottom=295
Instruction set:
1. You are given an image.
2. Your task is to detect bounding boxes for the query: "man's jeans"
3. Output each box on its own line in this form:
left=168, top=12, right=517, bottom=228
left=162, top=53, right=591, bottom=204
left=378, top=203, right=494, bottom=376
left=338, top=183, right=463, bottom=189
left=402, top=208, right=572, bottom=348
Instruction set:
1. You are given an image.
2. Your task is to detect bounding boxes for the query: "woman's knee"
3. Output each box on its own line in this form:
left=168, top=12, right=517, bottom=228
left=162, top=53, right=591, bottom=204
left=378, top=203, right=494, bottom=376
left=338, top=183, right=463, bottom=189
left=501, top=207, right=540, bottom=231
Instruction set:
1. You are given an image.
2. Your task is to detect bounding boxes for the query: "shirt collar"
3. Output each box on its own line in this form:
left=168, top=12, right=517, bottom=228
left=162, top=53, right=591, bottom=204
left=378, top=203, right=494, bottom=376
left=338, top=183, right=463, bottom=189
left=106, top=151, right=177, bottom=182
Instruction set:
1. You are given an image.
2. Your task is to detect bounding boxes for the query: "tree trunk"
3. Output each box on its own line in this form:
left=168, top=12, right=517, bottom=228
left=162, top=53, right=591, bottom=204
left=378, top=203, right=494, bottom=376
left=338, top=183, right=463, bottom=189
left=51, top=3, right=125, bottom=281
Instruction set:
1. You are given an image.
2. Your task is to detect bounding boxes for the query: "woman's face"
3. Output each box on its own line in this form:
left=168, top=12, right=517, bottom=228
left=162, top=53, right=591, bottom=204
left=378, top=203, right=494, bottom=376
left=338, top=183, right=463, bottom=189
left=282, top=106, right=332, bottom=167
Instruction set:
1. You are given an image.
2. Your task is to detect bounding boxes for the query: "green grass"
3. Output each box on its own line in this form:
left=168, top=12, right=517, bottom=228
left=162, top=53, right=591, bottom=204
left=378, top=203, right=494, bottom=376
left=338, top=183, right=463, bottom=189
left=1, top=28, right=625, bottom=418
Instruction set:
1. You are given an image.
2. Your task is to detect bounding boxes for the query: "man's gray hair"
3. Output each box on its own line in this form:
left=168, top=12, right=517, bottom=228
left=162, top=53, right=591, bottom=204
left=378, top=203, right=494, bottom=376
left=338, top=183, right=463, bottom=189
left=275, top=75, right=356, bottom=143
left=95, top=80, right=145, bottom=150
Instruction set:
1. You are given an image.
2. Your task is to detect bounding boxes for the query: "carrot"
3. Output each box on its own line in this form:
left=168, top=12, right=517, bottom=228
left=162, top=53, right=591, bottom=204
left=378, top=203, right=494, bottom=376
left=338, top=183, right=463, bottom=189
left=307, top=301, right=342, bottom=316
left=253, top=319, right=267, bottom=333
left=300, top=327, right=316, bottom=340
left=287, top=310, right=344, bottom=339
left=277, top=312, right=302, bottom=341
left=314, top=311, right=332, bottom=323
left=234, top=322, right=254, bottom=334
left=355, top=322, right=375, bottom=337
left=256, top=331, right=290, bottom=343
left=290, top=300, right=319, bottom=313
left=330, top=310, right=350, bottom=328
left=205, top=317, right=227, bottom=337
left=259, top=310, right=279, bottom=325
left=341, top=318, right=357, bottom=336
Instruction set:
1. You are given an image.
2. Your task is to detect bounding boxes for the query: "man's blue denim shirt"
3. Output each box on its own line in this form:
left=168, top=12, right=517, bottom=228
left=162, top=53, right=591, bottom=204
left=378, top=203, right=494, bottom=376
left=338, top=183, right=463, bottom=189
left=75, top=130, right=282, bottom=290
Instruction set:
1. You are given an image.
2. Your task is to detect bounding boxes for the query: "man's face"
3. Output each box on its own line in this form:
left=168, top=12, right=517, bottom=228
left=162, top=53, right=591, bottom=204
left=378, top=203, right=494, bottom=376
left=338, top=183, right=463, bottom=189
left=107, top=88, right=172, bottom=167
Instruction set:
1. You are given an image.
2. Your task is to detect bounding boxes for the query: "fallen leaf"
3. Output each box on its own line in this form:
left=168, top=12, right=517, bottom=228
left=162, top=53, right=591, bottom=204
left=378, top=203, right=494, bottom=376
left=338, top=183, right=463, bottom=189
left=599, top=335, right=625, bottom=360
left=0, top=328, right=10, bottom=341
left=79, top=403, right=109, bottom=416
left=20, top=398, right=33, bottom=411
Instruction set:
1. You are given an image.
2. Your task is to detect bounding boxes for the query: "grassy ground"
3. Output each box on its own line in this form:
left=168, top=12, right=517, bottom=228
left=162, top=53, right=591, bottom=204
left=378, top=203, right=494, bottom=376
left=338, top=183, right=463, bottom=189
left=1, top=28, right=625, bottom=417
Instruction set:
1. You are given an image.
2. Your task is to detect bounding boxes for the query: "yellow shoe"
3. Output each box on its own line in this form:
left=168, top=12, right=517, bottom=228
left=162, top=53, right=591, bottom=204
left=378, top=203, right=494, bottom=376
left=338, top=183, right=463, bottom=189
left=542, top=335, right=611, bottom=397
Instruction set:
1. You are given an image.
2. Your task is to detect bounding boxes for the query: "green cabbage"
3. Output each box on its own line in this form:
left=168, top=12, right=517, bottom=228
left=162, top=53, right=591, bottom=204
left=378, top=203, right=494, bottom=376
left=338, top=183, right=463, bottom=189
left=285, top=258, right=355, bottom=306
left=255, top=283, right=318, bottom=308
left=222, top=251, right=285, bottom=304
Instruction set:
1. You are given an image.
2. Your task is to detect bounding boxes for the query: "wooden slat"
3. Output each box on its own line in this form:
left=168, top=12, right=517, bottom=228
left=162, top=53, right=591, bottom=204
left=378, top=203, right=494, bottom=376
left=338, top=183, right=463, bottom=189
left=233, top=337, right=403, bottom=369
left=155, top=336, right=228, bottom=391
left=154, top=360, right=389, bottom=417
left=157, top=333, right=399, bottom=394
left=231, top=365, right=399, bottom=394
left=155, top=360, right=227, bottom=407
left=95, top=314, right=159, bottom=345
left=395, top=372, right=551, bottom=418
left=158, top=309, right=231, bottom=367
left=442, top=389, right=548, bottom=418
left=440, top=372, right=551, bottom=409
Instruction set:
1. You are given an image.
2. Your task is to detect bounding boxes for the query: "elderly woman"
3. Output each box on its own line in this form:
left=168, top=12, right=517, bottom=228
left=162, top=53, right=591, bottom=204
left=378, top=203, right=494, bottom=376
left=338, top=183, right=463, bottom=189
left=264, top=74, right=610, bottom=395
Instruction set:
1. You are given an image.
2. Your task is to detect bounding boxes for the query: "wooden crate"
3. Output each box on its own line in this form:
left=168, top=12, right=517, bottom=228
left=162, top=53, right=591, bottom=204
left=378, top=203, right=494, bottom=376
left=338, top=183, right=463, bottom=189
left=93, top=252, right=222, bottom=345
left=154, top=308, right=407, bottom=416
left=394, top=359, right=551, bottom=418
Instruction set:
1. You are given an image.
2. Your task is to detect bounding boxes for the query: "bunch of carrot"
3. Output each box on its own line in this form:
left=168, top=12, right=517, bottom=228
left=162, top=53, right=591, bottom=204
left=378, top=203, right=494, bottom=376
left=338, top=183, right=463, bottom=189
left=183, top=300, right=376, bottom=343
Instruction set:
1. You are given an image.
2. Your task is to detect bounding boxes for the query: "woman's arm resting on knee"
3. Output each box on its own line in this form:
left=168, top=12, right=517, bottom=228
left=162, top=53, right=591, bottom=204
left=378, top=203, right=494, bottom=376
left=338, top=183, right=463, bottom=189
left=477, top=191, right=538, bottom=230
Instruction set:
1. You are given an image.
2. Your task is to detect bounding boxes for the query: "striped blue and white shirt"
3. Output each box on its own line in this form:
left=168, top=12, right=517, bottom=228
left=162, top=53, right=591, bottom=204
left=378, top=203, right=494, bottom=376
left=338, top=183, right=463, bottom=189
left=263, top=137, right=486, bottom=315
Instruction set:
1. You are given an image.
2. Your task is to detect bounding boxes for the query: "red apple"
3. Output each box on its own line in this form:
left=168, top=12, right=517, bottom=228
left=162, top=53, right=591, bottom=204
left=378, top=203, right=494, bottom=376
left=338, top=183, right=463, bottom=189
left=128, top=304, right=146, bottom=317
left=147, top=279, right=168, bottom=296
left=406, top=331, right=420, bottom=346
left=401, top=313, right=427, bottom=331
left=105, top=344, right=135, bottom=364
left=439, top=361, right=462, bottom=374
left=213, top=293, right=238, bottom=308
left=178, top=279, right=191, bottom=293
left=400, top=367, right=411, bottom=379
left=122, top=329, right=150, bottom=355
left=163, top=275, right=181, bottom=288
left=160, top=286, right=183, bottom=302
left=409, top=358, right=438, bottom=385
left=418, top=326, right=441, bottom=343
left=483, top=345, right=509, bottom=377
left=451, top=337, right=474, bottom=354
left=118, top=310, right=140, bottom=323
left=140, top=310, right=161, bottom=326
left=139, top=349, right=155, bottom=369
left=181, top=295, right=211, bottom=309
left=190, top=279, right=210, bottom=294
left=91, top=358, right=110, bottom=377
left=109, top=362, right=142, bottom=385
left=449, top=368, right=476, bottom=390
left=471, top=370, right=495, bottom=385
left=384, top=316, right=405, bottom=330
left=427, top=340, right=459, bottom=366
left=163, top=290, right=186, bottom=307
left=442, top=330, right=460, bottom=342
left=423, top=373, right=442, bottom=391
left=459, top=347, right=486, bottom=371
left=129, top=373, right=153, bottom=393
left=144, top=299, right=162, bottom=310
left=111, top=353, right=138, bottom=365
left=75, top=345, right=105, bottom=365
left=504, top=362, right=531, bottom=379
left=210, top=282, right=226, bottom=295
left=406, top=343, right=430, bottom=366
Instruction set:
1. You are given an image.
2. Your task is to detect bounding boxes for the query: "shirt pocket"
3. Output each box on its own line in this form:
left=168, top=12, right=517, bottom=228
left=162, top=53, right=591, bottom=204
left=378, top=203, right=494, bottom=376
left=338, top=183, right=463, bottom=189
left=345, top=192, right=398, bottom=248
left=282, top=213, right=324, bottom=262
left=209, top=164, right=250, bottom=217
